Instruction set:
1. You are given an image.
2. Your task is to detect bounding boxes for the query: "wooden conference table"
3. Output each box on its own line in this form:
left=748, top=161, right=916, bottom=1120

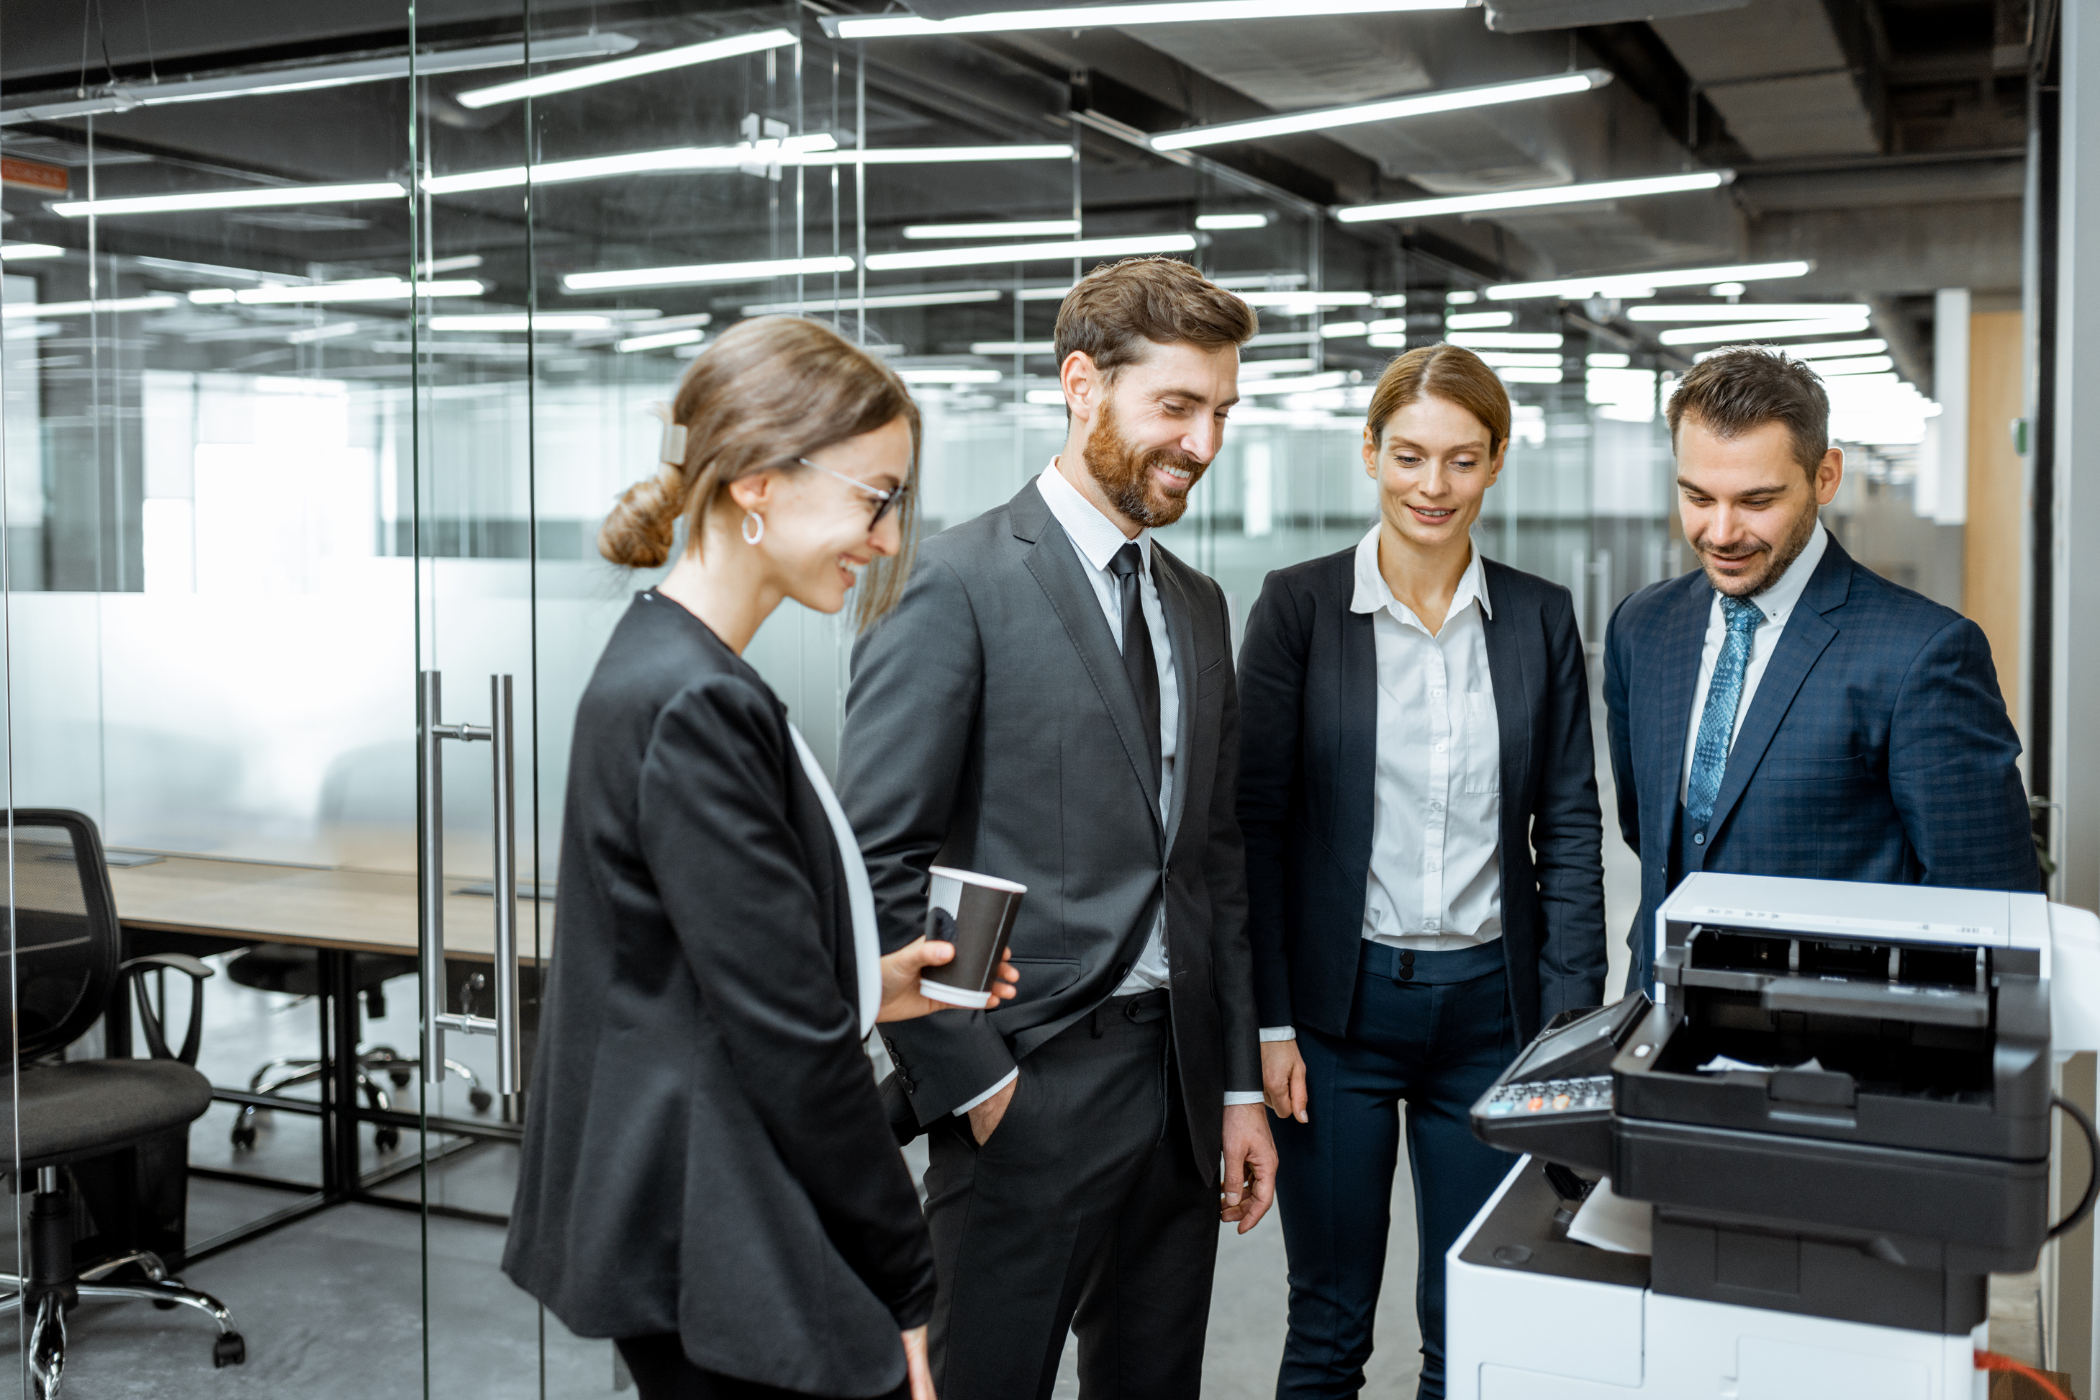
left=105, top=852, right=553, bottom=1262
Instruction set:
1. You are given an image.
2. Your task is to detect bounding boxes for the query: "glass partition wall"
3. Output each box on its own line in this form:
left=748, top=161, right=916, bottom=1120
left=0, top=8, right=1678, bottom=1395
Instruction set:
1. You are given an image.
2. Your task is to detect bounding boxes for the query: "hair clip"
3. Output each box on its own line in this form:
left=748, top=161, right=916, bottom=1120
left=644, top=401, right=688, bottom=467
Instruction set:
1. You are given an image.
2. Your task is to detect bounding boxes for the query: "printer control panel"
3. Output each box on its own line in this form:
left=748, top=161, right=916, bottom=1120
left=1481, top=1075, right=1612, bottom=1117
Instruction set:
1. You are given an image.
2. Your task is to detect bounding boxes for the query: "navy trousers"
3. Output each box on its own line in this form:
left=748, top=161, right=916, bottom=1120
left=1273, top=940, right=1518, bottom=1400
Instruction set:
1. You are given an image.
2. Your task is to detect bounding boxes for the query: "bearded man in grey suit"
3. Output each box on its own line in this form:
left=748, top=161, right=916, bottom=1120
left=838, top=257, right=1276, bottom=1400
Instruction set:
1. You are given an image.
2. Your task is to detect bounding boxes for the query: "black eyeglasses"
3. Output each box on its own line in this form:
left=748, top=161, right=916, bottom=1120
left=799, top=458, right=909, bottom=529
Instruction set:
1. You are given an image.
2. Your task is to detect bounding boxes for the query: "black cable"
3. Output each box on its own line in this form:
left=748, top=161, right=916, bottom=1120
left=2048, top=1094, right=2100, bottom=1241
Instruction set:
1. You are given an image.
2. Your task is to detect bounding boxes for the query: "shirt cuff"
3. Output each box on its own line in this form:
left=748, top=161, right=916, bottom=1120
left=1222, top=1091, right=1265, bottom=1107
left=1259, top=1026, right=1297, bottom=1041
left=950, top=1069, right=1018, bottom=1117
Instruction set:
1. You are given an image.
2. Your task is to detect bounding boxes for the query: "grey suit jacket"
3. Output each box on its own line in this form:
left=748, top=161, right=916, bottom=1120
left=838, top=478, right=1262, bottom=1183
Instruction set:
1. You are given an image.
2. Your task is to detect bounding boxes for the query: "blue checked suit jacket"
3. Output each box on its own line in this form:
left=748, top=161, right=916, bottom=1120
left=1604, top=533, right=2039, bottom=993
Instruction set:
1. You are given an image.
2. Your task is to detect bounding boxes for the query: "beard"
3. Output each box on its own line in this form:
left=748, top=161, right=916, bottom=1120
left=1695, top=501, right=1818, bottom=598
left=1082, top=392, right=1208, bottom=529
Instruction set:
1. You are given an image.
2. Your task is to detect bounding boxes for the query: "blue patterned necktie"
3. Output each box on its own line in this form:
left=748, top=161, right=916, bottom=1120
left=1684, top=595, right=1766, bottom=836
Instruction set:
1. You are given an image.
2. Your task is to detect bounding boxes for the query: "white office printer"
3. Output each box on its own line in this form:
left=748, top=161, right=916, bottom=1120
left=1446, top=872, right=2100, bottom=1400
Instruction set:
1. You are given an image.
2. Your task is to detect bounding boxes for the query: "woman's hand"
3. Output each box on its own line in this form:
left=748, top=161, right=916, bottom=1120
left=902, top=1325, right=935, bottom=1400
left=877, top=936, right=1019, bottom=1023
left=1262, top=1038, right=1309, bottom=1123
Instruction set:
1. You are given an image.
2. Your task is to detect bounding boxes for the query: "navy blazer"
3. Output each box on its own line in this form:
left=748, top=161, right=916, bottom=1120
left=1237, top=547, right=1608, bottom=1045
left=1604, top=534, right=2040, bottom=993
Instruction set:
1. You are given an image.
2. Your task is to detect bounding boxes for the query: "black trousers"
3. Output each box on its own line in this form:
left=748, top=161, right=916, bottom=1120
left=615, top=1335, right=908, bottom=1400
left=920, top=990, right=1218, bottom=1400
left=1273, top=941, right=1518, bottom=1400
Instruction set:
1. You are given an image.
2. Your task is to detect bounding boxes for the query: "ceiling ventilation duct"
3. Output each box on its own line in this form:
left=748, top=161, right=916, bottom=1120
left=1482, top=0, right=1748, bottom=31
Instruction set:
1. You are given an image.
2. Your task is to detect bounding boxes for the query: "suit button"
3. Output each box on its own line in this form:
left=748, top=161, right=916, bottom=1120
left=1693, top=831, right=1706, bottom=846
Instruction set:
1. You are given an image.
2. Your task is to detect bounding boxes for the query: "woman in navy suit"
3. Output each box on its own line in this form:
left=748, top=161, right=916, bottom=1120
left=1237, top=344, right=1607, bottom=1400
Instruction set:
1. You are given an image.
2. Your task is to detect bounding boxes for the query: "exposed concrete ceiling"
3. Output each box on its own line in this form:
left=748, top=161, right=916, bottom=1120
left=1650, top=0, right=1882, bottom=158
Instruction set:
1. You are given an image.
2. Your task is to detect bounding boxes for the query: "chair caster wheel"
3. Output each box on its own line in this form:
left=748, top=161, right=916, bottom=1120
left=230, top=1120, right=257, bottom=1150
left=214, top=1333, right=246, bottom=1368
left=470, top=1088, right=493, bottom=1113
left=388, top=1070, right=412, bottom=1089
left=374, top=1125, right=401, bottom=1153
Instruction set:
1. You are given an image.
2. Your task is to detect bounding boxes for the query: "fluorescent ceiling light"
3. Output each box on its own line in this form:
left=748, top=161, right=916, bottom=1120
left=970, top=340, right=1055, bottom=355
left=865, top=234, right=1195, bottom=273
left=1709, top=282, right=1747, bottom=296
left=897, top=368, right=1004, bottom=384
left=1449, top=331, right=1564, bottom=350
left=1, top=295, right=180, bottom=320
left=1444, top=310, right=1513, bottom=330
left=286, top=322, right=362, bottom=344
left=618, top=327, right=707, bottom=353
left=190, top=278, right=484, bottom=305
left=1446, top=290, right=1478, bottom=304
left=1498, top=367, right=1564, bottom=384
left=1196, top=213, right=1272, bottom=230
left=1778, top=338, right=1889, bottom=360
left=458, top=29, right=799, bottom=109
left=420, top=254, right=485, bottom=275
left=1367, top=333, right=1410, bottom=348
left=1241, top=371, right=1353, bottom=395
left=1587, top=352, right=1631, bottom=368
left=1025, top=388, right=1067, bottom=406
left=1246, top=331, right=1323, bottom=346
left=1339, top=170, right=1732, bottom=224
left=1472, top=351, right=1564, bottom=369
left=0, top=244, right=63, bottom=260
left=565, top=256, right=856, bottom=292
left=814, top=145, right=1072, bottom=165
left=1486, top=259, right=1812, bottom=301
left=740, top=289, right=1000, bottom=315
left=903, top=220, right=1079, bottom=240
left=0, top=35, right=637, bottom=124
left=1017, top=285, right=1075, bottom=302
left=837, top=0, right=1466, bottom=39
left=54, top=181, right=404, bottom=219
left=1656, top=316, right=1870, bottom=347
left=1627, top=303, right=1870, bottom=322
left=1153, top=70, right=1608, bottom=152
left=1236, top=290, right=1373, bottom=308
left=429, top=314, right=622, bottom=331
left=1366, top=318, right=1408, bottom=335
left=426, top=136, right=839, bottom=195
left=1242, top=358, right=1318, bottom=376
left=373, top=341, right=530, bottom=358
left=1320, top=321, right=1368, bottom=339
left=1815, top=356, right=1896, bottom=377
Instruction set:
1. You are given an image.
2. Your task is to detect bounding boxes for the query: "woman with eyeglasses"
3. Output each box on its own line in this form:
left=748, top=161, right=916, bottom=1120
left=505, top=316, right=1015, bottom=1400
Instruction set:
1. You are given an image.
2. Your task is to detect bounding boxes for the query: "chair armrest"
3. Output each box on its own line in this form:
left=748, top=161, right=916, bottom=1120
left=119, top=954, right=216, bottom=1066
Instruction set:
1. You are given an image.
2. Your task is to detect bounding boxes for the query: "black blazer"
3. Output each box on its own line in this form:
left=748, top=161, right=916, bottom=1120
left=503, top=591, right=935, bottom=1397
left=1237, top=548, right=1607, bottom=1044
left=838, top=480, right=1261, bottom=1182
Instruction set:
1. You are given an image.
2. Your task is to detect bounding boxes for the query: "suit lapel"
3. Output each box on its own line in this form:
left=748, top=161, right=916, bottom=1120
left=1703, top=540, right=1853, bottom=840
left=1156, top=554, right=1200, bottom=855
left=1011, top=483, right=1164, bottom=831
left=1337, top=598, right=1378, bottom=874
left=1479, top=564, right=1533, bottom=825
left=1643, top=575, right=1713, bottom=837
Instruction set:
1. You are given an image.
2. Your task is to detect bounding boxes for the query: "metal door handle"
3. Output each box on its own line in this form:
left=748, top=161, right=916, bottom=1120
left=418, top=671, right=522, bottom=1096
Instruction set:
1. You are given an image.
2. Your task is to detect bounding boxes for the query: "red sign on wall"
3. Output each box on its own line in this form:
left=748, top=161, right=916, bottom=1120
left=1, top=158, right=69, bottom=194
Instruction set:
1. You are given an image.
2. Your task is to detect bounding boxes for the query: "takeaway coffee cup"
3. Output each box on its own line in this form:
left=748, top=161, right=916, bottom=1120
left=918, top=866, right=1027, bottom=1007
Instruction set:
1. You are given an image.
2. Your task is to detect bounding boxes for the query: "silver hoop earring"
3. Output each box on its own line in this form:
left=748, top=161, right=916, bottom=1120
left=741, top=510, right=765, bottom=545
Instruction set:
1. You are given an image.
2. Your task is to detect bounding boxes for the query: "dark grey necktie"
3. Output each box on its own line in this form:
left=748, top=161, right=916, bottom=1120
left=1107, top=542, right=1162, bottom=780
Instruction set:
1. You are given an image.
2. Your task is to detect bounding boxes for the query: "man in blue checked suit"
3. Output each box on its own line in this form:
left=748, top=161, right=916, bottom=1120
left=1605, top=347, right=2039, bottom=994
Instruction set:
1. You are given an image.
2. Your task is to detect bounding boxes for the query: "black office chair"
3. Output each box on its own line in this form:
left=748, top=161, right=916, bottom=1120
left=0, top=810, right=245, bottom=1397
left=223, top=946, right=491, bottom=1152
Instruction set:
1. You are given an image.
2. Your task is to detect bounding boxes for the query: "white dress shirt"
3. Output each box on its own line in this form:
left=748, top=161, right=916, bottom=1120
left=1677, top=521, right=1829, bottom=805
left=959, top=465, right=1257, bottom=1112
left=1265, top=528, right=1504, bottom=1043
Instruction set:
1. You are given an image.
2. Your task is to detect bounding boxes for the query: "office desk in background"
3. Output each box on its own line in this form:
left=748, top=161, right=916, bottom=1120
left=103, top=852, right=551, bottom=1267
